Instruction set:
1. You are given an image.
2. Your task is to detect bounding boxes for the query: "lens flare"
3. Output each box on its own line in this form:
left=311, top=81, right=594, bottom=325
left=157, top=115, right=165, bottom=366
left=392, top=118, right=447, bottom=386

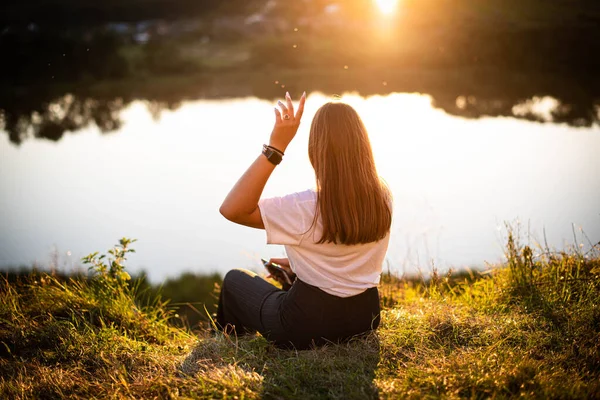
left=374, top=0, right=398, bottom=15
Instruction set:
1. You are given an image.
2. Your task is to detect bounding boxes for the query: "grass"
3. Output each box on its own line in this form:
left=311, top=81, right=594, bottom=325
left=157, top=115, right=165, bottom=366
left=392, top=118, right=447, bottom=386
left=1, top=233, right=599, bottom=399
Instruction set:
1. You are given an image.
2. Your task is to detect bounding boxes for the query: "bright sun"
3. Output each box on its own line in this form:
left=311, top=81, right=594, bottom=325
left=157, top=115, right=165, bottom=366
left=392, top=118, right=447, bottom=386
left=374, top=0, right=399, bottom=15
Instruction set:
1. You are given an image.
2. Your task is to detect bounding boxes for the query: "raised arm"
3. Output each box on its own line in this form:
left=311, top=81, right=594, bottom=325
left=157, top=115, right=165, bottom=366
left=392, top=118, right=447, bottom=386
left=219, top=91, right=306, bottom=228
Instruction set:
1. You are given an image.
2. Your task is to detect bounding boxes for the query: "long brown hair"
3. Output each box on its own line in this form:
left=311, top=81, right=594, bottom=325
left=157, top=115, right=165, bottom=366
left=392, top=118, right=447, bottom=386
left=308, top=102, right=392, bottom=245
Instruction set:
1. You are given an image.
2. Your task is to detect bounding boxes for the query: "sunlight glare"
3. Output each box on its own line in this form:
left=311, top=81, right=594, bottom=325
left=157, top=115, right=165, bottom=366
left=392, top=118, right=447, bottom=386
left=374, top=0, right=399, bottom=15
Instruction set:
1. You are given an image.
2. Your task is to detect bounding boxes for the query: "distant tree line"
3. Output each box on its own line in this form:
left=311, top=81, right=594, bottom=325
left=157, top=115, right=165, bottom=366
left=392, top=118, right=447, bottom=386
left=2, top=0, right=599, bottom=85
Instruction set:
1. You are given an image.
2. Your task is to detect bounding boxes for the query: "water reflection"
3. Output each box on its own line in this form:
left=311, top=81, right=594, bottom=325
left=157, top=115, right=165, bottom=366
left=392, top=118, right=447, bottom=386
left=1, top=93, right=599, bottom=282
left=2, top=71, right=600, bottom=145
left=2, top=95, right=124, bottom=144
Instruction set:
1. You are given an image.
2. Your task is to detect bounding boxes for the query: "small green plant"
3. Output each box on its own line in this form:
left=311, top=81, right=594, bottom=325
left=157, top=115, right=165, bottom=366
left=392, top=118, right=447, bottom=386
left=81, top=237, right=136, bottom=297
left=505, top=229, right=539, bottom=299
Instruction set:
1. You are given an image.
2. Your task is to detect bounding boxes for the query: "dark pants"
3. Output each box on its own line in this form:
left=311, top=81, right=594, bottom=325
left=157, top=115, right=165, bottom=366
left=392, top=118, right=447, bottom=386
left=216, top=269, right=380, bottom=350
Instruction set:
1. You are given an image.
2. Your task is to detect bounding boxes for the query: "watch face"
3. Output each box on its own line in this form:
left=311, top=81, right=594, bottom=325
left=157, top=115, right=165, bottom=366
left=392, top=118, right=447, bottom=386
left=263, top=146, right=282, bottom=165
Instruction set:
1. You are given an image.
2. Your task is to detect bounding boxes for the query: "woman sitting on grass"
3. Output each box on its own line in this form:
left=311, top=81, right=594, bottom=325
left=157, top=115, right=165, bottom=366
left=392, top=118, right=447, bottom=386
left=217, top=92, right=392, bottom=349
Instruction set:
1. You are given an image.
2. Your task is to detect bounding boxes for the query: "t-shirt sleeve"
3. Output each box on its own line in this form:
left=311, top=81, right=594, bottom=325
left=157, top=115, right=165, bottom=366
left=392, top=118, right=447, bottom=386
left=258, top=191, right=312, bottom=245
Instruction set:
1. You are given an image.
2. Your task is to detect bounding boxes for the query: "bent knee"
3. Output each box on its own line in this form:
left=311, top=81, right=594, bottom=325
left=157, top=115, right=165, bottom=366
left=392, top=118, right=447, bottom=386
left=224, top=268, right=258, bottom=283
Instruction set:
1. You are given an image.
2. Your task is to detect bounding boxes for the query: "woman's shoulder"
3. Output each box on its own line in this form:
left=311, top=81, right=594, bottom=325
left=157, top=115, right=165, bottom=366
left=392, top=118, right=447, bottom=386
left=296, top=188, right=317, bottom=201
left=260, top=189, right=317, bottom=212
left=278, top=188, right=317, bottom=204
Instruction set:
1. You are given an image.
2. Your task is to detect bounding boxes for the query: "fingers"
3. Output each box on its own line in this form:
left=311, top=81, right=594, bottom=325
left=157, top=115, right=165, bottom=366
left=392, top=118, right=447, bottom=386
left=276, top=92, right=306, bottom=122
left=269, top=257, right=290, bottom=266
left=296, top=91, right=306, bottom=120
left=277, top=100, right=289, bottom=118
left=274, top=107, right=282, bottom=123
left=267, top=273, right=284, bottom=285
left=285, top=92, right=294, bottom=117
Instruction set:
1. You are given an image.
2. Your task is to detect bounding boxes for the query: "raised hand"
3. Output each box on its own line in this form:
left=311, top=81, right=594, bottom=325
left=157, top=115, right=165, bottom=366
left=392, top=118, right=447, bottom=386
left=218, top=92, right=306, bottom=230
left=269, top=91, right=306, bottom=153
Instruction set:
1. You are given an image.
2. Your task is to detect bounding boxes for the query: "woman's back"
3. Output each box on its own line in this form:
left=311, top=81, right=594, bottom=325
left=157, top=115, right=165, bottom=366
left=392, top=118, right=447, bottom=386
left=259, top=189, right=390, bottom=297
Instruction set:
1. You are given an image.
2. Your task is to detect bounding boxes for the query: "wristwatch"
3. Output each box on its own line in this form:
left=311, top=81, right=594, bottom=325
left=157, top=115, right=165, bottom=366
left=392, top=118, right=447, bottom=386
left=262, top=144, right=283, bottom=165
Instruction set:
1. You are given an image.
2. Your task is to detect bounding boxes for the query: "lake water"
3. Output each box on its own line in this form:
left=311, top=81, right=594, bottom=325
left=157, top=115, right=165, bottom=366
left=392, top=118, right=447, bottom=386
left=1, top=92, right=599, bottom=282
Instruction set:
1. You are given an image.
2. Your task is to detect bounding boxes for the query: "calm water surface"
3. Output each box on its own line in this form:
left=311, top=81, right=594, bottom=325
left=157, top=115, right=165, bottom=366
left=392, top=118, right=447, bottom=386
left=1, top=92, right=599, bottom=281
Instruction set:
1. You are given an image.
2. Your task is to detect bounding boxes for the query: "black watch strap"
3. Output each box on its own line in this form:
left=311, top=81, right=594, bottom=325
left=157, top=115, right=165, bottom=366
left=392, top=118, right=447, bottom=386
left=262, top=145, right=283, bottom=165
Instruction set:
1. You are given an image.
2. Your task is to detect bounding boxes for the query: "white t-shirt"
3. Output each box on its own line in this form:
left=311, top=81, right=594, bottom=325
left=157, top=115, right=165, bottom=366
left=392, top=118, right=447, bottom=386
left=258, top=189, right=391, bottom=297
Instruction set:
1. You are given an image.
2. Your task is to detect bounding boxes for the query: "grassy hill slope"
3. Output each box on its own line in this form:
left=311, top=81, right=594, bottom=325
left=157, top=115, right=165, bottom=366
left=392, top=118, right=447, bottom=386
left=1, top=235, right=599, bottom=399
